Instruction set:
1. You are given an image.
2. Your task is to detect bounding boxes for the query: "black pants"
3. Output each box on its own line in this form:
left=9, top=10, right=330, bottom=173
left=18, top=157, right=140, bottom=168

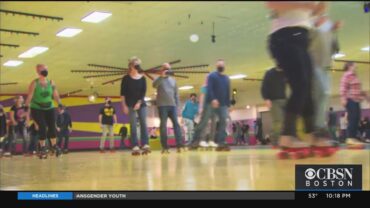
left=31, top=108, right=56, bottom=140
left=57, top=129, right=70, bottom=150
left=345, top=99, right=361, bottom=139
left=268, top=27, right=315, bottom=136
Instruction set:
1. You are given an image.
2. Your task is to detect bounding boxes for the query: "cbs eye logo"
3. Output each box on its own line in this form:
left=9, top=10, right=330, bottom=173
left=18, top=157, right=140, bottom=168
left=305, top=168, right=316, bottom=180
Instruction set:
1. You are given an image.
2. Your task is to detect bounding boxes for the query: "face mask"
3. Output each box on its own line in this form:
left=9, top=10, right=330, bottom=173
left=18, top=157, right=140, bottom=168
left=134, top=65, right=143, bottom=73
left=107, top=101, right=112, bottom=105
left=40, top=70, right=48, bottom=77
left=165, top=70, right=174, bottom=76
left=318, top=20, right=333, bottom=32
left=217, top=66, right=225, bottom=73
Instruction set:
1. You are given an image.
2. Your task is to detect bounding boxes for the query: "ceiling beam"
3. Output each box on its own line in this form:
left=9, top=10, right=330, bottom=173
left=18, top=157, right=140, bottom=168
left=0, top=9, right=63, bottom=21
left=0, top=28, right=39, bottom=36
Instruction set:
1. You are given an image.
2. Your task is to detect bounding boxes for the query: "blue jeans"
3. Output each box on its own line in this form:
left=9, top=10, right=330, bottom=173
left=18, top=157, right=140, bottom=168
left=128, top=106, right=149, bottom=147
left=158, top=106, right=182, bottom=149
left=192, top=104, right=228, bottom=146
left=345, top=99, right=361, bottom=139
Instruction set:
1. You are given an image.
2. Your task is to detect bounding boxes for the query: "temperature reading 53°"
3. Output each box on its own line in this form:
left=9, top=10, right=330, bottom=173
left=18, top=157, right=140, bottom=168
left=308, top=193, right=318, bottom=199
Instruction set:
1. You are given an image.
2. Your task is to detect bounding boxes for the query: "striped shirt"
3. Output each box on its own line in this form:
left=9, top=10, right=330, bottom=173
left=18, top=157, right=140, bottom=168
left=340, top=71, right=363, bottom=102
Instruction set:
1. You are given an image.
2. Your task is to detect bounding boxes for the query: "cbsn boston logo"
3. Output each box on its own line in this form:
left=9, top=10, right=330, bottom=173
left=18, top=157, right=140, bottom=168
left=295, top=165, right=362, bottom=191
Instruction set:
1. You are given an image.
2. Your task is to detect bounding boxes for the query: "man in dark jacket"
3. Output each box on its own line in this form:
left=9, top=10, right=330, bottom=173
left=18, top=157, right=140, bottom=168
left=261, top=67, right=287, bottom=146
left=56, top=105, right=72, bottom=154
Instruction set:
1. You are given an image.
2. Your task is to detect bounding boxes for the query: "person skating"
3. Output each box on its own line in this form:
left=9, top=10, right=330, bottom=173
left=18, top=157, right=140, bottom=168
left=25, top=64, right=63, bottom=159
left=181, top=93, right=199, bottom=145
left=309, top=12, right=342, bottom=153
left=0, top=105, right=7, bottom=157
left=98, top=97, right=117, bottom=153
left=340, top=62, right=368, bottom=149
left=8, top=96, right=29, bottom=156
left=153, top=63, right=184, bottom=153
left=261, top=67, right=287, bottom=146
left=56, top=105, right=72, bottom=154
left=189, top=59, right=231, bottom=151
left=120, top=57, right=150, bottom=155
left=266, top=2, right=329, bottom=159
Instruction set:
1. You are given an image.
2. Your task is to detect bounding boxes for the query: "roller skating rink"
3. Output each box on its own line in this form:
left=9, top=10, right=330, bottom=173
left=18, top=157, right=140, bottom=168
left=1, top=145, right=369, bottom=191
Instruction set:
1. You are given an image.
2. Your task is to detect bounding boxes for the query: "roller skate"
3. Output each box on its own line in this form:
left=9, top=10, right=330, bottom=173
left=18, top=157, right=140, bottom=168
left=131, top=146, right=141, bottom=156
left=346, top=138, right=366, bottom=150
left=53, top=145, right=62, bottom=157
left=208, top=141, right=218, bottom=150
left=161, top=148, right=170, bottom=154
left=141, top=145, right=151, bottom=155
left=39, top=146, right=48, bottom=159
left=308, top=132, right=338, bottom=158
left=199, top=141, right=209, bottom=151
left=176, top=144, right=186, bottom=153
left=276, top=136, right=310, bottom=159
left=3, top=152, right=11, bottom=158
left=188, top=144, right=199, bottom=151
left=215, top=144, right=231, bottom=152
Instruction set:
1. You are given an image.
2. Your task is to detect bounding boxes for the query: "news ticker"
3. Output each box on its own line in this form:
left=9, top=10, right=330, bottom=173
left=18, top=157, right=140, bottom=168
left=15, top=191, right=369, bottom=200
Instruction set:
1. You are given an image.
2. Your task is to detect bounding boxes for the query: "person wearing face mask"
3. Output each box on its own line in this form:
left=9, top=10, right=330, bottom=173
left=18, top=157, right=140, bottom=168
left=189, top=59, right=231, bottom=151
left=181, top=93, right=199, bottom=145
left=153, top=63, right=184, bottom=154
left=99, top=97, right=118, bottom=153
left=8, top=95, right=29, bottom=156
left=120, top=56, right=150, bottom=156
left=0, top=105, right=7, bottom=156
left=25, top=64, right=63, bottom=159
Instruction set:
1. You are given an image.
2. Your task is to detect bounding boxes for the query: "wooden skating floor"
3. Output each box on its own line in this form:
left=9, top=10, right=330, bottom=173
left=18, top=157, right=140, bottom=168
left=1, top=147, right=369, bottom=190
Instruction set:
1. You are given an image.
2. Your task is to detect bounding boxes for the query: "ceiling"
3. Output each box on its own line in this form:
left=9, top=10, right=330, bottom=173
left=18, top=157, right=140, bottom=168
left=0, top=1, right=369, bottom=108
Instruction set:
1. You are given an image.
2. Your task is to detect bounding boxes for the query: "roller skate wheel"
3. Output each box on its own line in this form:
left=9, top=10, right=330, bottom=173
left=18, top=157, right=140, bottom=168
left=277, top=151, right=289, bottom=159
left=290, top=151, right=304, bottom=159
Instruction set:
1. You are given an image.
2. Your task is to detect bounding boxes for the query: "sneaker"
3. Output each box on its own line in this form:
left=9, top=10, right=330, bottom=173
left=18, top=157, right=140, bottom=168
left=199, top=141, right=209, bottom=148
left=208, top=141, right=218, bottom=148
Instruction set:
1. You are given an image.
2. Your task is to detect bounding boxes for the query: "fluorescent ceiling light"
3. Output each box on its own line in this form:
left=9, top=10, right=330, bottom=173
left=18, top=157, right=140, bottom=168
left=56, top=28, right=82, bottom=37
left=19, top=47, right=48, bottom=58
left=229, top=74, right=247, bottom=80
left=179, top=85, right=194, bottom=90
left=144, top=97, right=152, bottom=101
left=3, top=60, right=23, bottom=67
left=81, top=11, right=112, bottom=23
left=361, top=46, right=369, bottom=51
left=332, top=53, right=345, bottom=59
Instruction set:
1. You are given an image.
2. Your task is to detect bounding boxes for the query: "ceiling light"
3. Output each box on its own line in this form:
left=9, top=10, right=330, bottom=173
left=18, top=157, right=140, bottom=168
left=179, top=85, right=194, bottom=90
left=56, top=28, right=82, bottom=37
left=332, top=53, right=345, bottom=59
left=190, top=34, right=199, bottom=43
left=246, top=105, right=250, bottom=109
left=361, top=46, right=369, bottom=51
left=144, top=97, right=152, bottom=101
left=229, top=74, right=247, bottom=80
left=18, top=47, right=48, bottom=58
left=82, top=11, right=112, bottom=23
left=3, top=60, right=23, bottom=67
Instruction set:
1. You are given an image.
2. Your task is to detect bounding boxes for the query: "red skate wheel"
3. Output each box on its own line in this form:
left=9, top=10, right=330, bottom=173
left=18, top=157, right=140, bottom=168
left=290, top=152, right=304, bottom=159
left=277, top=151, right=289, bottom=159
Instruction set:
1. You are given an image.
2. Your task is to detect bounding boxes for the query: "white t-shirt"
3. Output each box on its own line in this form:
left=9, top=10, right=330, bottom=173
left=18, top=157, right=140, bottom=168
left=340, top=117, right=348, bottom=130
left=270, top=3, right=314, bottom=34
